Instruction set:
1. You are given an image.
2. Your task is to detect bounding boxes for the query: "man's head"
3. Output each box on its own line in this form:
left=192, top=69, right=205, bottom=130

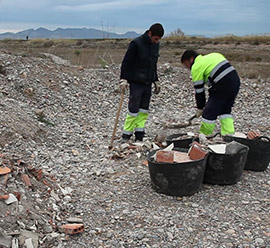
left=148, top=23, right=164, bottom=43
left=181, top=50, right=199, bottom=69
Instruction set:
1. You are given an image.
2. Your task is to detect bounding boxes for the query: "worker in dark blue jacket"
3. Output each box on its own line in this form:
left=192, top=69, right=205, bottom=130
left=119, top=23, right=164, bottom=142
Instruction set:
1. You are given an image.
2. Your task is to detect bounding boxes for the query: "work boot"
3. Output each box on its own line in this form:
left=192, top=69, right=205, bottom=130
left=135, top=131, right=144, bottom=142
left=121, top=133, right=132, bottom=144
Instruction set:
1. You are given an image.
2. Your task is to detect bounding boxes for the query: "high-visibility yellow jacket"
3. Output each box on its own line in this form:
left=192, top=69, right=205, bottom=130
left=191, top=53, right=235, bottom=109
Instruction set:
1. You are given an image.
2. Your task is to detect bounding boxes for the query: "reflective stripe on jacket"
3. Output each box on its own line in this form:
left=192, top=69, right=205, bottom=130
left=191, top=53, right=235, bottom=109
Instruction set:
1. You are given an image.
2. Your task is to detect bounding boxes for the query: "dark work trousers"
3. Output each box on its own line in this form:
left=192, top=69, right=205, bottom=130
left=128, top=82, right=152, bottom=113
left=203, top=70, right=240, bottom=120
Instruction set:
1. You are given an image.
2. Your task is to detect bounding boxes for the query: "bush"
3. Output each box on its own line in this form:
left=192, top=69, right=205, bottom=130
left=251, top=40, right=259, bottom=45
left=76, top=40, right=83, bottom=46
left=74, top=50, right=81, bottom=56
left=43, top=40, right=54, bottom=48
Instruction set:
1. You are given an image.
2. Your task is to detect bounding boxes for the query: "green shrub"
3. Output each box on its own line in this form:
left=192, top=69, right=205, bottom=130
left=74, top=50, right=81, bottom=56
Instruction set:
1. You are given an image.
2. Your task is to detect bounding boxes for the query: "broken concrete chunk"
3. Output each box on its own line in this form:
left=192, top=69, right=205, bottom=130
left=72, top=149, right=80, bottom=156
left=49, top=232, right=60, bottom=238
left=19, top=230, right=39, bottom=248
left=163, top=143, right=174, bottom=151
left=12, top=238, right=19, bottom=248
left=42, top=224, right=53, bottom=234
left=120, top=143, right=129, bottom=150
left=152, top=143, right=160, bottom=150
left=132, top=142, right=144, bottom=147
left=59, top=186, right=73, bottom=195
left=5, top=193, right=18, bottom=205
left=144, top=140, right=152, bottom=149
left=173, top=151, right=192, bottom=163
left=233, top=132, right=247, bottom=138
left=50, top=190, right=60, bottom=202
left=128, top=145, right=143, bottom=151
left=67, top=217, right=84, bottom=223
left=17, top=221, right=26, bottom=229
left=136, top=152, right=141, bottom=159
left=199, top=133, right=208, bottom=145
left=25, top=238, right=34, bottom=248
left=208, top=144, right=227, bottom=154
left=52, top=203, right=59, bottom=211
left=187, top=131, right=195, bottom=137
left=0, top=232, right=12, bottom=248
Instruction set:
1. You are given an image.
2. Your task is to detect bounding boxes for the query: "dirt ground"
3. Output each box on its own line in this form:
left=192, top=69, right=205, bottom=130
left=1, top=37, right=270, bottom=80
left=0, top=38, right=270, bottom=248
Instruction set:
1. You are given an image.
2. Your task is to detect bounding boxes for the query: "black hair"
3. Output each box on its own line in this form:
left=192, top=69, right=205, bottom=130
left=181, top=50, right=199, bottom=63
left=149, top=23, right=164, bottom=37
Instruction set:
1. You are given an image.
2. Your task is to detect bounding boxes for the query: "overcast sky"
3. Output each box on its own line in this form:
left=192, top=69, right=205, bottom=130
left=0, top=0, right=269, bottom=37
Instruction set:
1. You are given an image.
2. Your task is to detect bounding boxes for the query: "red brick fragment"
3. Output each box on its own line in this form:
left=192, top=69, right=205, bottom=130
left=42, top=179, right=53, bottom=188
left=13, top=192, right=21, bottom=201
left=0, top=167, right=11, bottom=175
left=247, top=131, right=260, bottom=139
left=188, top=141, right=208, bottom=160
left=3, top=174, right=9, bottom=187
left=49, top=219, right=57, bottom=229
left=0, top=195, right=9, bottom=200
left=156, top=150, right=174, bottom=163
left=142, top=160, right=148, bottom=166
left=59, top=224, right=84, bottom=235
left=29, top=168, right=43, bottom=180
left=21, top=174, right=32, bottom=187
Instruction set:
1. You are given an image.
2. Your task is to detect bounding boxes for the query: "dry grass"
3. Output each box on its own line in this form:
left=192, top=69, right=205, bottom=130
left=0, top=36, right=269, bottom=80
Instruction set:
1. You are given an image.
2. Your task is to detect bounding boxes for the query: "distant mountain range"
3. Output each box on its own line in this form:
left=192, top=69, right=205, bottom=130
left=0, top=27, right=141, bottom=40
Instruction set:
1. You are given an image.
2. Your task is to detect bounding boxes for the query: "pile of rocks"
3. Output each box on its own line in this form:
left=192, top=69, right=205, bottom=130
left=0, top=50, right=269, bottom=247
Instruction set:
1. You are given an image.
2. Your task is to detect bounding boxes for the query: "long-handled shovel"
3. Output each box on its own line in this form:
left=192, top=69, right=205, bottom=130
left=108, top=88, right=125, bottom=150
left=163, top=114, right=197, bottom=129
left=155, top=114, right=198, bottom=144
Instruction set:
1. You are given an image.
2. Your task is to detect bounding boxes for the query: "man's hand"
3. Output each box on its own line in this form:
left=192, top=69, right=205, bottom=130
left=196, top=109, right=203, bottom=117
left=153, top=81, right=161, bottom=94
left=119, top=79, right=129, bottom=91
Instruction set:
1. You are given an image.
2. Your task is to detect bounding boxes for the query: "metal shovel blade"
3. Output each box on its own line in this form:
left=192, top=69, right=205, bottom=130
left=164, top=114, right=197, bottom=129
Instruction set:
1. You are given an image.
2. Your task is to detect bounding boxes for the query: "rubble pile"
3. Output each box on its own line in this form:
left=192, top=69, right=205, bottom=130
left=0, top=50, right=270, bottom=247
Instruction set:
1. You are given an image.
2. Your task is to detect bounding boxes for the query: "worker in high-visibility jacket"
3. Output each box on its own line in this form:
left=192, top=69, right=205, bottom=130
left=181, top=50, right=240, bottom=136
left=119, top=23, right=164, bottom=142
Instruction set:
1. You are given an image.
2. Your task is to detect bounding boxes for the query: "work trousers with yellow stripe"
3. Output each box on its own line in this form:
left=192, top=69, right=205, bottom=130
left=200, top=70, right=240, bottom=136
left=122, top=82, right=152, bottom=141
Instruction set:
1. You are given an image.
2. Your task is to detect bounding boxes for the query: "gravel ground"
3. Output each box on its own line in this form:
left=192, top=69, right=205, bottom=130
left=0, top=50, right=269, bottom=248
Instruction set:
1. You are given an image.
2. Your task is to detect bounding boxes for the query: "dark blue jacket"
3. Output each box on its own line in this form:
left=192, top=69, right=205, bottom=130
left=120, top=31, right=159, bottom=84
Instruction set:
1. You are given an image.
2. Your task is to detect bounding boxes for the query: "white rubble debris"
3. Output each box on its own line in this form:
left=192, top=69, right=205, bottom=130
left=0, top=48, right=269, bottom=248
